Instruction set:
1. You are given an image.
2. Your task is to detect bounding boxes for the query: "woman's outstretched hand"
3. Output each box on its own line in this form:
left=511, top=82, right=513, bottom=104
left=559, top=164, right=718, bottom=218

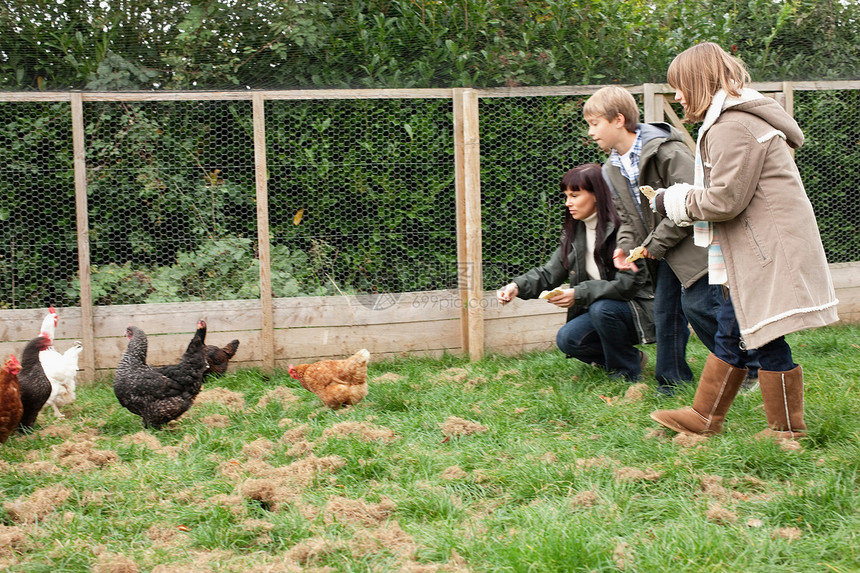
left=545, top=288, right=575, bottom=308
left=496, top=283, right=519, bottom=305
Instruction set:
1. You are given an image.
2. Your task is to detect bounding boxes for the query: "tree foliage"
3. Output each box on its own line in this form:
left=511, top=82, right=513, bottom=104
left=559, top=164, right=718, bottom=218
left=2, top=0, right=858, bottom=91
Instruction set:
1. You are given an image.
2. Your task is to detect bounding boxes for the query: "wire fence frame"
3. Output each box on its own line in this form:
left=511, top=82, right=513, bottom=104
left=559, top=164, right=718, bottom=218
left=0, top=81, right=857, bottom=379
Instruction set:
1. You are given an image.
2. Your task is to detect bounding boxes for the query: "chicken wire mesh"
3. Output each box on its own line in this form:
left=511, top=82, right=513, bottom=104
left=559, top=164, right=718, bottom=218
left=0, top=87, right=858, bottom=310
left=0, top=102, right=77, bottom=309
left=478, top=95, right=605, bottom=290
left=85, top=100, right=258, bottom=305
left=265, top=98, right=458, bottom=298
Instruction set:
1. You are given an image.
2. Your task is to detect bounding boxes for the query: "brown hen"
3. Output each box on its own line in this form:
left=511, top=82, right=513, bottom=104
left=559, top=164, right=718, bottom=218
left=288, top=349, right=370, bottom=409
left=0, top=356, right=23, bottom=444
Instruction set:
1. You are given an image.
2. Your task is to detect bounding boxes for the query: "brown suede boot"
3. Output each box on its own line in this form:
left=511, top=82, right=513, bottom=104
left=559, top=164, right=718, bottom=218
left=650, top=354, right=748, bottom=436
left=755, top=365, right=807, bottom=440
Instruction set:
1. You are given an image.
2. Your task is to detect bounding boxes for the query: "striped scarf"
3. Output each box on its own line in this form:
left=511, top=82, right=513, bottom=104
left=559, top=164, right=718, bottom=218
left=692, top=88, right=769, bottom=285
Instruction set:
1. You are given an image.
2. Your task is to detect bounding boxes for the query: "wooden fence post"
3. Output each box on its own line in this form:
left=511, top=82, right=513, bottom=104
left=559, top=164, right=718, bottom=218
left=70, top=93, right=96, bottom=382
left=252, top=94, right=275, bottom=373
left=783, top=81, right=795, bottom=158
left=643, top=83, right=695, bottom=152
left=643, top=83, right=663, bottom=124
left=453, top=88, right=484, bottom=360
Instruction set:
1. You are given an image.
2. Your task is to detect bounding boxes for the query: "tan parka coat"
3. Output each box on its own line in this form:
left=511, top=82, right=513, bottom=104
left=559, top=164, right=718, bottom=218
left=686, top=94, right=839, bottom=349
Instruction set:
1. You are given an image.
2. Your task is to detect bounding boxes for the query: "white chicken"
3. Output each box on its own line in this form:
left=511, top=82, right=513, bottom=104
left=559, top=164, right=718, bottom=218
left=37, top=306, right=83, bottom=418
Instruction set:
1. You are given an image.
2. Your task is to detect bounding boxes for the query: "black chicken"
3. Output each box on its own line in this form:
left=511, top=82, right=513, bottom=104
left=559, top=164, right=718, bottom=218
left=205, top=339, right=240, bottom=377
left=113, top=321, right=209, bottom=429
left=18, top=335, right=53, bottom=431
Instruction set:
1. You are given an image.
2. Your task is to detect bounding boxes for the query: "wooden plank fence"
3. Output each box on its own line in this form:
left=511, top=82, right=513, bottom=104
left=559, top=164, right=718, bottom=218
left=0, top=83, right=857, bottom=381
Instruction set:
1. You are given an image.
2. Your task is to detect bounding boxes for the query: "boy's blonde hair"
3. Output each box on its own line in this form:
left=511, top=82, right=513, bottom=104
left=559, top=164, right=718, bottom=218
left=667, top=42, right=751, bottom=123
left=582, top=86, right=639, bottom=132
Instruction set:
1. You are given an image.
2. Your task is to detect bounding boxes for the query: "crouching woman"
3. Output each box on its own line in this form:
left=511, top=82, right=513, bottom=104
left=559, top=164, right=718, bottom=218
left=497, top=163, right=655, bottom=380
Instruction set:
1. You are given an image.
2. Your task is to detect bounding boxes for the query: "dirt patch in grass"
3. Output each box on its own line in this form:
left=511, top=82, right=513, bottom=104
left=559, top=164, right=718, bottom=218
left=195, top=388, right=246, bottom=411
left=349, top=520, right=415, bottom=560
left=570, top=490, right=602, bottom=509
left=122, top=431, right=181, bottom=457
left=493, top=369, right=520, bottom=381
left=16, top=459, right=63, bottom=475
left=287, top=536, right=345, bottom=566
left=256, top=387, right=300, bottom=409
left=614, top=467, right=662, bottom=482
left=399, top=549, right=471, bottom=572
left=435, top=368, right=471, bottom=384
left=50, top=438, right=120, bottom=471
left=91, top=551, right=139, bottom=573
left=441, top=466, right=468, bottom=480
left=373, top=372, right=403, bottom=384
left=4, top=484, right=71, bottom=523
left=200, top=414, right=231, bottom=428
left=232, top=454, right=346, bottom=511
left=622, top=383, right=650, bottom=403
left=697, top=473, right=777, bottom=503
left=613, top=540, right=633, bottom=570
left=705, top=502, right=738, bottom=524
left=282, top=423, right=311, bottom=442
left=440, top=417, right=488, bottom=438
left=323, top=495, right=395, bottom=527
left=772, top=526, right=802, bottom=540
left=575, top=456, right=618, bottom=470
left=147, top=524, right=193, bottom=547
left=0, top=524, right=32, bottom=555
left=37, top=424, right=83, bottom=440
left=322, top=421, right=396, bottom=442
left=242, top=438, right=275, bottom=459
left=644, top=427, right=670, bottom=442
left=673, top=433, right=709, bottom=448
left=778, top=439, right=803, bottom=452
left=285, top=440, right=315, bottom=457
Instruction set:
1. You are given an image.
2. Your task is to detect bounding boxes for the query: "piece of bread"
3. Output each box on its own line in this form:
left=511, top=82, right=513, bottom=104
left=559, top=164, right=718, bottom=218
left=625, top=246, right=646, bottom=263
left=539, top=289, right=564, bottom=299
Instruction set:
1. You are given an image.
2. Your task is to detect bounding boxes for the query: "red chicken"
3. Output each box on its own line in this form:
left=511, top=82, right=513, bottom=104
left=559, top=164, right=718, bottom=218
left=205, top=339, right=240, bottom=377
left=18, top=335, right=53, bottom=431
left=0, top=356, right=23, bottom=444
left=113, top=321, right=208, bottom=429
left=288, top=349, right=370, bottom=409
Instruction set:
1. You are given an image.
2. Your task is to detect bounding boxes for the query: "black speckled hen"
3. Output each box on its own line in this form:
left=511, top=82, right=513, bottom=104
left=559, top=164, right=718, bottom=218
left=113, top=321, right=208, bottom=429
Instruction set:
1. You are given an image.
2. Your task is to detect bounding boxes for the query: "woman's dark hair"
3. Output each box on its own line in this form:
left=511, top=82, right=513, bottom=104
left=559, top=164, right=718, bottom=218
left=559, top=163, right=621, bottom=272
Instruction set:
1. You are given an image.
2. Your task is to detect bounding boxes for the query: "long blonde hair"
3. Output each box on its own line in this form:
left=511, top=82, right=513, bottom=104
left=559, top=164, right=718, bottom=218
left=667, top=42, right=751, bottom=123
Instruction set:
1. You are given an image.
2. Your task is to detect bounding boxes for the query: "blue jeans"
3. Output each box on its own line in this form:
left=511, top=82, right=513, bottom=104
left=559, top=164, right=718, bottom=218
left=654, top=260, right=759, bottom=386
left=715, top=289, right=794, bottom=372
left=654, top=260, right=693, bottom=385
left=556, top=299, right=642, bottom=380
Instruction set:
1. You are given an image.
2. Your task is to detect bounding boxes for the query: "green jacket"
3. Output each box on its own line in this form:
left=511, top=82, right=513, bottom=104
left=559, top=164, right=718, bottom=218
left=603, top=122, right=707, bottom=287
left=512, top=220, right=655, bottom=344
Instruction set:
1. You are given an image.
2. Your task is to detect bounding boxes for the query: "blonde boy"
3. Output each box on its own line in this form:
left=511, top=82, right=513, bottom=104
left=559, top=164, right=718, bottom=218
left=582, top=86, right=753, bottom=394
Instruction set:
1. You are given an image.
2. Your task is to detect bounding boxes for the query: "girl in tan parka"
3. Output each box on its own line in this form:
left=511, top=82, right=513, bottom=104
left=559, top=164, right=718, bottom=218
left=649, top=42, right=840, bottom=440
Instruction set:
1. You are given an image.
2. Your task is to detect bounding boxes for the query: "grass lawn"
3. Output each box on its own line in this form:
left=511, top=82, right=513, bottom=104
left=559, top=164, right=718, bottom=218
left=1, top=323, right=858, bottom=572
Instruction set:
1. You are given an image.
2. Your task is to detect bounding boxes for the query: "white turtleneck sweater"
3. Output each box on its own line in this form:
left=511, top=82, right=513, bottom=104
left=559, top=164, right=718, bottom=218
left=582, top=212, right=600, bottom=280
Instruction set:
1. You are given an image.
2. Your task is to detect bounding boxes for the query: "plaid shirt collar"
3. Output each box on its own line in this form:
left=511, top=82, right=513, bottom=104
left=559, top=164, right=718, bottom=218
left=609, top=128, right=642, bottom=182
left=609, top=128, right=644, bottom=215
